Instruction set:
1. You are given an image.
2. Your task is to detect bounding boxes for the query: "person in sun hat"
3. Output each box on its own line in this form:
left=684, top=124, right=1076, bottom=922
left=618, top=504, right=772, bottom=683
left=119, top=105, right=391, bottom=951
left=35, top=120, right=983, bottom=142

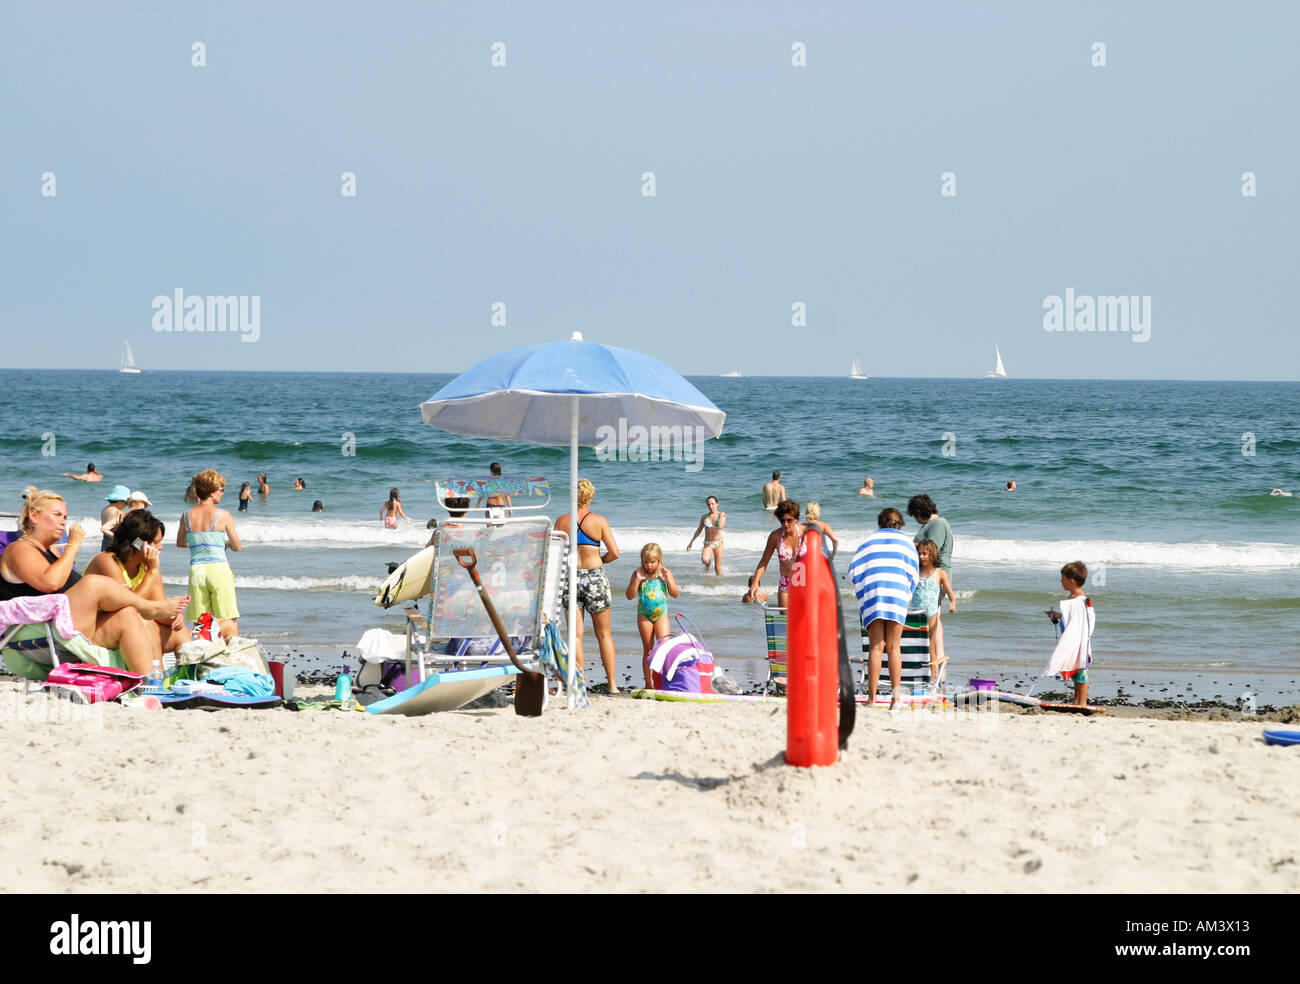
left=125, top=490, right=152, bottom=512
left=99, top=485, right=131, bottom=551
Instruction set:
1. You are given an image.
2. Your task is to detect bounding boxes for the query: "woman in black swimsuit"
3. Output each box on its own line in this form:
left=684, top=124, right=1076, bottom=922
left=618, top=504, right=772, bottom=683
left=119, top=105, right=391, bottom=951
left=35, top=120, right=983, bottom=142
left=0, top=488, right=189, bottom=673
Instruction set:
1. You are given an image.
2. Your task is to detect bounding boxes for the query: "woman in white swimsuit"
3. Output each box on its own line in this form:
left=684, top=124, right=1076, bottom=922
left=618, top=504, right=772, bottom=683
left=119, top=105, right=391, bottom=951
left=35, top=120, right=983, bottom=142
left=686, top=495, right=726, bottom=575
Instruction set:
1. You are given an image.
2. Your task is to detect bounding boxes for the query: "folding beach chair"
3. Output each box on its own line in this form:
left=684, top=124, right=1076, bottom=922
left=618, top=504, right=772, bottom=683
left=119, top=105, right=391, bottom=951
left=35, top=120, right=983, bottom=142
left=855, top=611, right=943, bottom=696
left=0, top=595, right=127, bottom=694
left=431, top=476, right=551, bottom=520
left=761, top=604, right=788, bottom=697
left=367, top=515, right=564, bottom=714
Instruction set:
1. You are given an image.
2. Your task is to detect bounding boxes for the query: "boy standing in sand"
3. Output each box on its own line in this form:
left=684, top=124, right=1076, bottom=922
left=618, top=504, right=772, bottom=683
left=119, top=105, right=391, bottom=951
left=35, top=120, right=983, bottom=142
left=1047, top=561, right=1094, bottom=707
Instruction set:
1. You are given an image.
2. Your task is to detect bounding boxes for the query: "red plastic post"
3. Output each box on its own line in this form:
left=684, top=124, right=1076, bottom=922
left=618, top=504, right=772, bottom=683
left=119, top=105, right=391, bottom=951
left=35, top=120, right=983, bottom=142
left=786, top=528, right=839, bottom=767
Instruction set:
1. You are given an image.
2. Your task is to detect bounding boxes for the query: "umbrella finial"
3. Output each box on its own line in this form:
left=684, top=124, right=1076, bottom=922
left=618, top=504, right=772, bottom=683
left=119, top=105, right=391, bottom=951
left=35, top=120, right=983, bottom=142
left=570, top=331, right=584, bottom=341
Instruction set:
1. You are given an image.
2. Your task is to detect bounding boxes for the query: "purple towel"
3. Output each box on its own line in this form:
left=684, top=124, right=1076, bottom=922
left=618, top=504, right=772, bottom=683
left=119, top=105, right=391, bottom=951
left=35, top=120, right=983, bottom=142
left=0, top=595, right=79, bottom=640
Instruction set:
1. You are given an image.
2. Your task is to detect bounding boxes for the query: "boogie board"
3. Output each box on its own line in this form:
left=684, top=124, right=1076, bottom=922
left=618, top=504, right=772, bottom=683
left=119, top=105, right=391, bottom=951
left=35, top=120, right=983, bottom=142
left=952, top=689, right=1042, bottom=708
left=1040, top=702, right=1105, bottom=715
left=374, top=546, right=437, bottom=608
left=1262, top=729, right=1300, bottom=747
left=367, top=666, right=519, bottom=715
left=630, top=689, right=783, bottom=704
left=157, top=693, right=282, bottom=709
left=853, top=692, right=954, bottom=709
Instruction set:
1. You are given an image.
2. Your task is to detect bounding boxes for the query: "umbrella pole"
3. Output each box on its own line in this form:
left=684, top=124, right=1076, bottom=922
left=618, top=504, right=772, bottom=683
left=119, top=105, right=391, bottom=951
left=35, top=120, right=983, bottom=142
left=568, top=395, right=579, bottom=709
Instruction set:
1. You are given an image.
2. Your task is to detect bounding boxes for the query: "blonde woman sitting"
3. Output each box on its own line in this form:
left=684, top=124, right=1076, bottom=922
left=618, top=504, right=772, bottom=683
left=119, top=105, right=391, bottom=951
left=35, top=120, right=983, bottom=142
left=0, top=488, right=188, bottom=673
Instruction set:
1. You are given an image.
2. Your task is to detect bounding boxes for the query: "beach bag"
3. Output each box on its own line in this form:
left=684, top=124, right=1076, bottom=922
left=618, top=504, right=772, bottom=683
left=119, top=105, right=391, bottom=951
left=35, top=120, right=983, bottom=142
left=646, top=614, right=714, bottom=694
left=176, top=636, right=270, bottom=679
left=42, top=663, right=143, bottom=703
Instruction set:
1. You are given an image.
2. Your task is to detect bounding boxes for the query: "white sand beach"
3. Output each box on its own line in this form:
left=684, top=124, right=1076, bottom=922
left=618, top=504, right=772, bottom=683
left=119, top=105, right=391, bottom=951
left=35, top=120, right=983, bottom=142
left=3, top=688, right=1297, bottom=893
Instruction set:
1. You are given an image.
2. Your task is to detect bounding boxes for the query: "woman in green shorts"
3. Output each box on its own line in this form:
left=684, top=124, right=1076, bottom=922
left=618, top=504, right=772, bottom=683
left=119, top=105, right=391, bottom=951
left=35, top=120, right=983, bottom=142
left=177, top=468, right=243, bottom=639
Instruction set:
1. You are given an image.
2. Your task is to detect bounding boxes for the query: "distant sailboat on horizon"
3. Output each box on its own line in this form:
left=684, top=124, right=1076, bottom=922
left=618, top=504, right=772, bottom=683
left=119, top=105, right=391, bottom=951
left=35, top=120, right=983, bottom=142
left=119, top=340, right=141, bottom=374
left=720, top=370, right=742, bottom=377
left=983, top=344, right=1006, bottom=379
left=849, top=356, right=868, bottom=380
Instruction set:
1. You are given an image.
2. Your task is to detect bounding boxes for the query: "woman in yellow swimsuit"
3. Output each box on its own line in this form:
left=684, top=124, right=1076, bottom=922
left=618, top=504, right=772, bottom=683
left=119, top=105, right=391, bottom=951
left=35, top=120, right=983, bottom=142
left=84, top=508, right=191, bottom=654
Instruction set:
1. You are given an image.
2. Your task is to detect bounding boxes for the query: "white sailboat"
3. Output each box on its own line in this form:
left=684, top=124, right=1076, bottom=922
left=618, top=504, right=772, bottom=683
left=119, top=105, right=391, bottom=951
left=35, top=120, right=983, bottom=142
left=119, top=340, right=141, bottom=374
left=983, top=344, right=1006, bottom=379
left=849, top=356, right=867, bottom=380
left=720, top=370, right=742, bottom=378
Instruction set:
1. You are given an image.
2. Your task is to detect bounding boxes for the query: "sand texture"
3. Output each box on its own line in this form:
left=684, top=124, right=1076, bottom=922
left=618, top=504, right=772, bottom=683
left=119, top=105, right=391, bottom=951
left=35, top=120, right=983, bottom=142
left=2, top=687, right=1297, bottom=893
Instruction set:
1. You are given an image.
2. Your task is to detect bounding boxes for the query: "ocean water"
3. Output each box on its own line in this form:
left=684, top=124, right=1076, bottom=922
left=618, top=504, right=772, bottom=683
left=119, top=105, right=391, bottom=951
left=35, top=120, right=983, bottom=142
left=2, top=370, right=1297, bottom=704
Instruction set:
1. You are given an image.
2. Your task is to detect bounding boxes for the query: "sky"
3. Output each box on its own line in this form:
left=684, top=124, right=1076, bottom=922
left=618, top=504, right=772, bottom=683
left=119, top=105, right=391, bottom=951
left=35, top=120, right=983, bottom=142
left=3, top=1, right=1297, bottom=379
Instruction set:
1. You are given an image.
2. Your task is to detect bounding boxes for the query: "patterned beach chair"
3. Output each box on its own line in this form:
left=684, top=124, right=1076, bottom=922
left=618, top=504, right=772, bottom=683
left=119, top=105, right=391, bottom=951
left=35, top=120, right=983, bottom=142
left=761, top=604, right=788, bottom=696
left=367, top=516, right=565, bottom=714
left=855, top=612, right=939, bottom=695
left=431, top=476, right=551, bottom=519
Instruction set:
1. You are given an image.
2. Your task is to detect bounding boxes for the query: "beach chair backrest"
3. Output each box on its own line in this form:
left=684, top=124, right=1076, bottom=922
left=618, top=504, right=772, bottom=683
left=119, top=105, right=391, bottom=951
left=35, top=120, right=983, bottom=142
left=432, top=477, right=551, bottom=515
left=428, top=517, right=551, bottom=640
left=763, top=605, right=788, bottom=691
left=858, top=612, right=932, bottom=689
left=540, top=530, right=567, bottom=625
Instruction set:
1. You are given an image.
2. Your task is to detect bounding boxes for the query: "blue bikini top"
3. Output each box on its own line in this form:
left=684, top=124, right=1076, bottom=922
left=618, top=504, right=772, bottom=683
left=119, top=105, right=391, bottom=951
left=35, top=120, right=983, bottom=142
left=577, top=515, right=601, bottom=548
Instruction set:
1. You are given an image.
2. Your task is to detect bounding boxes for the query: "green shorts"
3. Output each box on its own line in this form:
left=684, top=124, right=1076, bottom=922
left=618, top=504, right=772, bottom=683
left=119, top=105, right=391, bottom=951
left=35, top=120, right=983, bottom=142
left=1064, top=667, right=1089, bottom=684
left=186, top=562, right=240, bottom=621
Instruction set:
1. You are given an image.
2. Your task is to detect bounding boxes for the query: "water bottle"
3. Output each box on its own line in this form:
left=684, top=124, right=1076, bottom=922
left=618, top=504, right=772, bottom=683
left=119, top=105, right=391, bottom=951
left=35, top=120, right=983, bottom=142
left=149, top=658, right=164, bottom=691
left=335, top=664, right=353, bottom=709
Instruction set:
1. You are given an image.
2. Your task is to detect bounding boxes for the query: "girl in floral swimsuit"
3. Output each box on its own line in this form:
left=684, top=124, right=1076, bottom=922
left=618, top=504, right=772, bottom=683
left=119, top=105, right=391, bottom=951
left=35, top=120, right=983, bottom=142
left=625, top=542, right=680, bottom=688
left=746, top=499, right=806, bottom=608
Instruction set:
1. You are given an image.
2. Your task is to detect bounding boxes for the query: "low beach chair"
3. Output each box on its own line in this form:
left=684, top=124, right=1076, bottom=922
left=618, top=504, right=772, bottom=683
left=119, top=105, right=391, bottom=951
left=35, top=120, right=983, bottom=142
left=855, top=612, right=942, bottom=696
left=367, top=515, right=562, bottom=715
left=432, top=476, right=551, bottom=519
left=761, top=604, right=788, bottom=696
left=0, top=595, right=127, bottom=692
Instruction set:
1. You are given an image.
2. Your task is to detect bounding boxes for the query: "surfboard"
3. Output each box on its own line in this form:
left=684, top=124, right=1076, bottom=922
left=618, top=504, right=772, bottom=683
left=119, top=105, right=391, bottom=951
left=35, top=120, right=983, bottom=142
left=1262, top=729, right=1300, bottom=747
left=1039, top=702, right=1105, bottom=715
left=374, top=546, right=437, bottom=608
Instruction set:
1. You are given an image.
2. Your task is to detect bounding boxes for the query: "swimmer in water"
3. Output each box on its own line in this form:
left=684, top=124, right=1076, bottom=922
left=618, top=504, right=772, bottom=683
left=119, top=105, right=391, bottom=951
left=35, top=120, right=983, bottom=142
left=381, top=488, right=412, bottom=529
left=762, top=471, right=786, bottom=511
left=1270, top=488, right=1293, bottom=497
left=1005, top=481, right=1017, bottom=491
left=62, top=463, right=103, bottom=483
left=686, top=495, right=726, bottom=575
left=858, top=477, right=875, bottom=497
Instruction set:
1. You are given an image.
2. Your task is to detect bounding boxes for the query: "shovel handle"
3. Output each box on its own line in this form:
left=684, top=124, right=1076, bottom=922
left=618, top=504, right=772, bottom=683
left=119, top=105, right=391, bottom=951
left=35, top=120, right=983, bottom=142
left=455, top=547, right=482, bottom=581
left=452, top=547, right=533, bottom=678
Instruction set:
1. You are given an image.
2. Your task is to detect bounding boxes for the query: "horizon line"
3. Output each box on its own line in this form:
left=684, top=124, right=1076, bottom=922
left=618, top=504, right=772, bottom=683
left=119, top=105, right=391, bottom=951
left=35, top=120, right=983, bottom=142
left=2, top=368, right=1297, bottom=384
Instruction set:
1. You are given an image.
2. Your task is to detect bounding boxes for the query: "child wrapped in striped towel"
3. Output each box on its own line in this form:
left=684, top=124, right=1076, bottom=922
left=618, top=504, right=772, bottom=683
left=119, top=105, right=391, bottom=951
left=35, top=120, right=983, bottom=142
left=848, top=507, right=920, bottom=707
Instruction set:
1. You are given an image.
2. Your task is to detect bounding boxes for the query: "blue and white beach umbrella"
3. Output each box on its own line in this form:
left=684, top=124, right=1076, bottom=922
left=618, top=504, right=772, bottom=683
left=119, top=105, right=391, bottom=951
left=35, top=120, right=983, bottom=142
left=420, top=332, right=726, bottom=706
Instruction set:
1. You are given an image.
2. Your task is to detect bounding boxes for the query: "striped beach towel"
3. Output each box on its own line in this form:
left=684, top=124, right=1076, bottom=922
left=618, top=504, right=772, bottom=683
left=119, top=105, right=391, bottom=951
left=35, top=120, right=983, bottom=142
left=849, top=529, right=919, bottom=628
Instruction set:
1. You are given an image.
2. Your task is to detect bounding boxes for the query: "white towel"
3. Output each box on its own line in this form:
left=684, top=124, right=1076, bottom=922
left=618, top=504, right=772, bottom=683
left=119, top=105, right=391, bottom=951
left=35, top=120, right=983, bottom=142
left=356, top=628, right=406, bottom=665
left=1043, top=596, right=1094, bottom=676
